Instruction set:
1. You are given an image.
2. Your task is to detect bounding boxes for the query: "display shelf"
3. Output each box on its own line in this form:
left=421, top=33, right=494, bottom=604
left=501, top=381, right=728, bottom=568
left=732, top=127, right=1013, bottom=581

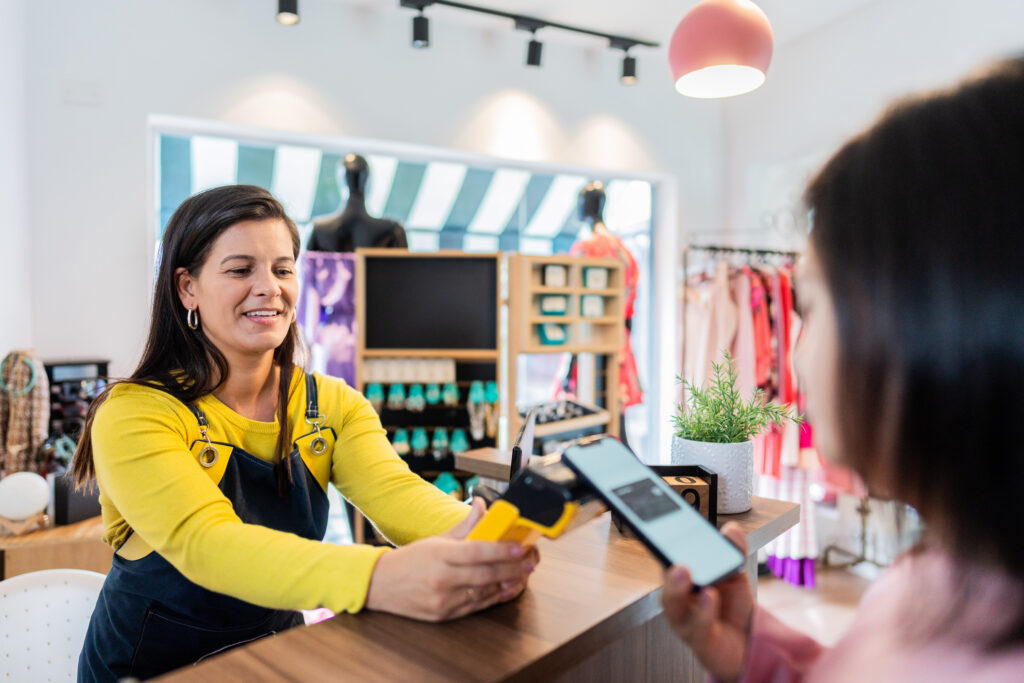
left=360, top=349, right=499, bottom=360
left=508, top=253, right=625, bottom=445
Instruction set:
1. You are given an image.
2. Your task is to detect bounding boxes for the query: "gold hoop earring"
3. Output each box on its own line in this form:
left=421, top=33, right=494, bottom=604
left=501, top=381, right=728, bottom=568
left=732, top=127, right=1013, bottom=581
left=186, top=307, right=200, bottom=330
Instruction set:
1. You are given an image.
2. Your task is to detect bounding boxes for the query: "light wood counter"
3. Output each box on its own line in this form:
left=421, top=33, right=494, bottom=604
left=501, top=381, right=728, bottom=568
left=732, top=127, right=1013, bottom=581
left=159, top=497, right=798, bottom=682
left=0, top=516, right=111, bottom=579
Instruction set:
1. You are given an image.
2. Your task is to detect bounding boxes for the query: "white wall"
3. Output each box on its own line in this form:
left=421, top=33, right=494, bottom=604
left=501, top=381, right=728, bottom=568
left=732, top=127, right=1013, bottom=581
left=720, top=0, right=1024, bottom=239
left=0, top=0, right=32, bottom=355
left=21, top=0, right=723, bottom=376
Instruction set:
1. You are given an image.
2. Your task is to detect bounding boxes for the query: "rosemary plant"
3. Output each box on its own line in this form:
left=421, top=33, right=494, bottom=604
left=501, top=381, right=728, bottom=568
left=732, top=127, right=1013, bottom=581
left=674, top=352, right=801, bottom=444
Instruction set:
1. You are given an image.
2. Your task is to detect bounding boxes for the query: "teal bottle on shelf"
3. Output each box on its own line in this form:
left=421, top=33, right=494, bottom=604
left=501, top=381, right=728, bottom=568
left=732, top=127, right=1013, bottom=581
left=365, top=383, right=385, bottom=411
left=450, top=428, right=470, bottom=454
left=406, top=383, right=426, bottom=412
left=431, top=428, right=449, bottom=461
left=442, top=381, right=460, bottom=406
left=391, top=428, right=410, bottom=456
left=386, top=383, right=406, bottom=410
left=411, top=427, right=429, bottom=457
left=484, top=381, right=499, bottom=405
left=425, top=383, right=441, bottom=405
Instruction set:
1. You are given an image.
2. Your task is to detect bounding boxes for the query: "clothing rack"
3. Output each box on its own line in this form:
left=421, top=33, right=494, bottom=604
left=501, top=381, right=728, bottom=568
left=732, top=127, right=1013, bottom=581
left=683, top=243, right=800, bottom=279
left=686, top=244, right=800, bottom=257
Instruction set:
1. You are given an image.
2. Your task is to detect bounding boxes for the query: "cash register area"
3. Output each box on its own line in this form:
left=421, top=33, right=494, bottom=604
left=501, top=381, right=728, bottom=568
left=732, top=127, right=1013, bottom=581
left=1, top=0, right=1016, bottom=680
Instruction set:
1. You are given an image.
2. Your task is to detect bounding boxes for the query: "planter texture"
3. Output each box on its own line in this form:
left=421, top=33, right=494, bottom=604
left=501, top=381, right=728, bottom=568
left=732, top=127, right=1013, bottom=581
left=670, top=436, right=753, bottom=514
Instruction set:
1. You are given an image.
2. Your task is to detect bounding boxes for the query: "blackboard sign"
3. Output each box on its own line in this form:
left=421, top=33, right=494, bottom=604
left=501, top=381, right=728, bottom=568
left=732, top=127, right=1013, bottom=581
left=363, top=256, right=498, bottom=350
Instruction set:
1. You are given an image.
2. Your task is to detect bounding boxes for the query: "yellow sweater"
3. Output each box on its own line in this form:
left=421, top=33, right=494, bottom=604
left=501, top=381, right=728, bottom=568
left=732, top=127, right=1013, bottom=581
left=91, top=370, right=469, bottom=614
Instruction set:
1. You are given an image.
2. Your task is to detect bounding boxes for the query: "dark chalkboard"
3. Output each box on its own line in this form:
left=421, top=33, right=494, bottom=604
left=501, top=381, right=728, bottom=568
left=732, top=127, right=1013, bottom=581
left=363, top=256, right=498, bottom=349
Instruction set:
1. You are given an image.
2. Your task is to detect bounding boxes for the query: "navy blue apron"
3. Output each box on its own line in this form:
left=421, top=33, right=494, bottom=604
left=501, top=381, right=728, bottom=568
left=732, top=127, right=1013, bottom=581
left=78, top=374, right=331, bottom=682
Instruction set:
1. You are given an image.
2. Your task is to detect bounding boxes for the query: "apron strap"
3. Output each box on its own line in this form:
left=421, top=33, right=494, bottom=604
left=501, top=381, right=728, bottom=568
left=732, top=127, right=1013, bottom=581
left=188, top=403, right=209, bottom=427
left=304, top=373, right=320, bottom=419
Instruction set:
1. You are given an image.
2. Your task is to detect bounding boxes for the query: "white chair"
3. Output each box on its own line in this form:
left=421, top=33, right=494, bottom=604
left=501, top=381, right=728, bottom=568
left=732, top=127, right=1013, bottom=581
left=0, top=568, right=106, bottom=682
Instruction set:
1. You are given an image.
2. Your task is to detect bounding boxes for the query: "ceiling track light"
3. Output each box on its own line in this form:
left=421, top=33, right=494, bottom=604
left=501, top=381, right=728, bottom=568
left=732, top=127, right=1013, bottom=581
left=412, top=11, right=430, bottom=48
left=400, top=1, right=433, bottom=48
left=621, top=55, right=637, bottom=85
left=398, top=1, right=657, bottom=82
left=610, top=38, right=638, bottom=85
left=526, top=34, right=543, bottom=67
left=277, top=0, right=299, bottom=25
left=516, top=19, right=544, bottom=68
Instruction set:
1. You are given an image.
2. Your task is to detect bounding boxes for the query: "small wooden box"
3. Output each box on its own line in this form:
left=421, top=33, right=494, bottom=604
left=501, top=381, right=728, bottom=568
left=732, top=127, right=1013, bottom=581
left=612, top=465, right=718, bottom=539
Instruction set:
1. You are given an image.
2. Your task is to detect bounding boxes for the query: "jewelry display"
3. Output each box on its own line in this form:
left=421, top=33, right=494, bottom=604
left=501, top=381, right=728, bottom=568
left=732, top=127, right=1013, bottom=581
left=484, top=380, right=500, bottom=438
left=467, top=380, right=486, bottom=441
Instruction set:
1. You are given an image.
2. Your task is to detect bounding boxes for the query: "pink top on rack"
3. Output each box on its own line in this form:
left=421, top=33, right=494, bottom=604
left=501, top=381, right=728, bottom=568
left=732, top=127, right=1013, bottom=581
left=732, top=550, right=1024, bottom=682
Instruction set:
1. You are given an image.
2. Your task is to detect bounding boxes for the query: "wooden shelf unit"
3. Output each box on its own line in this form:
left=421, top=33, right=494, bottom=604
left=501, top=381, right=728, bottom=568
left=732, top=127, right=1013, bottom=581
left=355, top=248, right=503, bottom=454
left=507, top=254, right=625, bottom=446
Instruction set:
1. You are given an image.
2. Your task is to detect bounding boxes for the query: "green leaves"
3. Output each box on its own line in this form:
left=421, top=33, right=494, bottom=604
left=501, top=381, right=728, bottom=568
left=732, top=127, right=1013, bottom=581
left=673, top=351, right=801, bottom=444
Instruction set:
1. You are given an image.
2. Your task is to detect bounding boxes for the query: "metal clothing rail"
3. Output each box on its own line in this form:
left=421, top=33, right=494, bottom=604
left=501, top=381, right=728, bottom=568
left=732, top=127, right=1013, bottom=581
left=685, top=244, right=801, bottom=258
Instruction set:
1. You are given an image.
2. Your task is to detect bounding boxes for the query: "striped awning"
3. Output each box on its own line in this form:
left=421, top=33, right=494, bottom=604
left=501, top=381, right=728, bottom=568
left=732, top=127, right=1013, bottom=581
left=158, top=133, right=652, bottom=255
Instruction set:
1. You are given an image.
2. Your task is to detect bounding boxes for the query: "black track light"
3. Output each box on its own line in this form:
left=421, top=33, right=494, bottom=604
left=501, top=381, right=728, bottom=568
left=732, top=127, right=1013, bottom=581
left=526, top=35, right=543, bottom=67
left=277, top=0, right=299, bottom=25
left=412, top=11, right=430, bottom=48
left=621, top=54, right=637, bottom=85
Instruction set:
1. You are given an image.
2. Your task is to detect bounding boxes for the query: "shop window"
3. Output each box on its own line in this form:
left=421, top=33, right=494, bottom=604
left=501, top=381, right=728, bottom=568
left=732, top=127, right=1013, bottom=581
left=155, top=131, right=655, bottom=458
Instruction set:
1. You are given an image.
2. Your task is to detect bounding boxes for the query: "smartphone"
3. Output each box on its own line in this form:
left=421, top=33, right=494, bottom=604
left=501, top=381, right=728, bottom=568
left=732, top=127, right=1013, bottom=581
left=561, top=436, right=745, bottom=587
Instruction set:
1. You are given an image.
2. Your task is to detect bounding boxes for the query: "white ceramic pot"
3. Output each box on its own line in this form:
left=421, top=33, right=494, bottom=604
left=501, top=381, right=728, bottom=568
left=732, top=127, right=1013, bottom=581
left=670, top=436, right=753, bottom=514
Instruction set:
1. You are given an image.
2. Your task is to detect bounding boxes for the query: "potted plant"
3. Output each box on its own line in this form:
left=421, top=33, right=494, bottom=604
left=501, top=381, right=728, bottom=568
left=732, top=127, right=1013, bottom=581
left=672, top=352, right=800, bottom=514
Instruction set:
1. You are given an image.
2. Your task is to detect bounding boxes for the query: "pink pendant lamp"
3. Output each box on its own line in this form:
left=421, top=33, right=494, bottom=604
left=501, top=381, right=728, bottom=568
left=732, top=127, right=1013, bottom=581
left=668, top=0, right=773, bottom=98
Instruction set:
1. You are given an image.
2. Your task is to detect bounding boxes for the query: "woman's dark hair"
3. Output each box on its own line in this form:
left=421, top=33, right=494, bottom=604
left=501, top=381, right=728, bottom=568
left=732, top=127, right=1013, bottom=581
left=805, top=56, right=1024, bottom=646
left=73, top=185, right=305, bottom=490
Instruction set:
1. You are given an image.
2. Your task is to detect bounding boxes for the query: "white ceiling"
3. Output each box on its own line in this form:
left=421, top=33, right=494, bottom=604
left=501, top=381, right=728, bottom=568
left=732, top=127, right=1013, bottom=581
left=335, top=0, right=882, bottom=50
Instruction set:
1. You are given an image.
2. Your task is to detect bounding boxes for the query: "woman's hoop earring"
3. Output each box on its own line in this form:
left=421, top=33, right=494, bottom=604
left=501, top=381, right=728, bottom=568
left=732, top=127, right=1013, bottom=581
left=186, top=307, right=200, bottom=330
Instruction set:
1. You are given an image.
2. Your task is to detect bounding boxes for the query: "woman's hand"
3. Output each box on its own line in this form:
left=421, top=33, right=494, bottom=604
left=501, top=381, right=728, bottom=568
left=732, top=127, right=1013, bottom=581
left=660, top=523, right=754, bottom=682
left=365, top=498, right=538, bottom=621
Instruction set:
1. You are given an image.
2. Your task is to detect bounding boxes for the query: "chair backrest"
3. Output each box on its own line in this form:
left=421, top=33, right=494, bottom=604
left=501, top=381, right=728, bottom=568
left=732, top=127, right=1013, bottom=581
left=0, top=568, right=106, bottom=681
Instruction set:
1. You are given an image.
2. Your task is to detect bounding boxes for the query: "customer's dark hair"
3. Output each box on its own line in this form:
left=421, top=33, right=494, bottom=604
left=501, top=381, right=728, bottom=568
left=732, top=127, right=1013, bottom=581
left=805, top=56, right=1024, bottom=647
left=73, top=185, right=305, bottom=490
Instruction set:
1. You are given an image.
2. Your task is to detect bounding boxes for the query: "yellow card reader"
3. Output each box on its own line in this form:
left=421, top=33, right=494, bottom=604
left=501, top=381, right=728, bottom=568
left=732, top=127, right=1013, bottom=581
left=467, top=410, right=605, bottom=548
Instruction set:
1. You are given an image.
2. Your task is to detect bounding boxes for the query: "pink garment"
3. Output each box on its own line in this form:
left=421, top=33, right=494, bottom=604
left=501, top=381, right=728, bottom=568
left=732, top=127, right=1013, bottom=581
left=571, top=229, right=643, bottom=407
left=683, top=264, right=738, bottom=395
left=734, top=552, right=1024, bottom=682
left=730, top=271, right=757, bottom=398
left=747, top=268, right=773, bottom=389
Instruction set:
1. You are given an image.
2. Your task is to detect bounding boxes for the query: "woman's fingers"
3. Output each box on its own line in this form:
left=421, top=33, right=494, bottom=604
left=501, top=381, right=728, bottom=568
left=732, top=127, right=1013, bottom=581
left=445, top=539, right=525, bottom=565
left=442, top=497, right=487, bottom=539
left=721, top=522, right=748, bottom=556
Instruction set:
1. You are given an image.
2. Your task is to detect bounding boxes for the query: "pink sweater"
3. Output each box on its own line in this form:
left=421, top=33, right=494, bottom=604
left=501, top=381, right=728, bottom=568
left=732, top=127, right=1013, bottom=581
left=738, top=552, right=1024, bottom=682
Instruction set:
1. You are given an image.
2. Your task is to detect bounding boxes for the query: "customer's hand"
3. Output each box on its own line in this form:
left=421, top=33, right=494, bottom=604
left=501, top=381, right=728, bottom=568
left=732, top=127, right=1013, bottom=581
left=365, top=498, right=538, bottom=621
left=660, top=523, right=754, bottom=682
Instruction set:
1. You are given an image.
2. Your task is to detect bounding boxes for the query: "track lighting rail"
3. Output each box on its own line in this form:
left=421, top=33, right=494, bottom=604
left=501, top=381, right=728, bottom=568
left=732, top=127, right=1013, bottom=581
left=399, top=0, right=659, bottom=51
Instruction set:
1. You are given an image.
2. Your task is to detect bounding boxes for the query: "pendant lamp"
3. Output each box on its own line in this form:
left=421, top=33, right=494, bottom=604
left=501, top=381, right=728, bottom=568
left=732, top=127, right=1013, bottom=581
left=668, top=0, right=773, bottom=99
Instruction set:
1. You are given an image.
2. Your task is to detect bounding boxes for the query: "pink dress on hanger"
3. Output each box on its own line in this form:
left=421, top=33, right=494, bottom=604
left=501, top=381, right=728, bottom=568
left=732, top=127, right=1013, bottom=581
left=571, top=230, right=643, bottom=407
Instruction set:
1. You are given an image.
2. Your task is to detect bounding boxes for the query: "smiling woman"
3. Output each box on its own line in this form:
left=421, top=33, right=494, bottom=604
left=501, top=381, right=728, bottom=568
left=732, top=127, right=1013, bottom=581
left=70, top=185, right=539, bottom=682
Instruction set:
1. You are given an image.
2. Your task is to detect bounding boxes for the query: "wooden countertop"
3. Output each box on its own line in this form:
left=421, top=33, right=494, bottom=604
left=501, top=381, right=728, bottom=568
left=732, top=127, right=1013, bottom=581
left=0, top=515, right=104, bottom=550
left=159, top=497, right=798, bottom=682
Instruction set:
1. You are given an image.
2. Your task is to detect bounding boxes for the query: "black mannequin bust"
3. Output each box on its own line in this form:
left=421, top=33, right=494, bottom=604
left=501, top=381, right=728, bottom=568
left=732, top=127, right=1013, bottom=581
left=307, top=154, right=408, bottom=252
left=577, top=180, right=610, bottom=234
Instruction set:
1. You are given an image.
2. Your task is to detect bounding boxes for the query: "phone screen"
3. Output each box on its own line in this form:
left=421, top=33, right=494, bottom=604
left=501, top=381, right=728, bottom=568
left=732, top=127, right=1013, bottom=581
left=562, top=437, right=745, bottom=587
